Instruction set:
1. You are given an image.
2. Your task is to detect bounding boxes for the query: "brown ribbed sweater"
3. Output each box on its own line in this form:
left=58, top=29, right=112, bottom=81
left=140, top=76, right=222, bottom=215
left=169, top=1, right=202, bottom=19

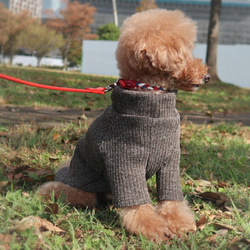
left=55, top=86, right=183, bottom=207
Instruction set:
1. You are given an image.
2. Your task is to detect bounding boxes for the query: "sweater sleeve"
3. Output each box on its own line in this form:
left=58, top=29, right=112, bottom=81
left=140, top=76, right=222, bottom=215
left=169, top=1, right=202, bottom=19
left=100, top=139, right=152, bottom=208
left=156, top=128, right=183, bottom=201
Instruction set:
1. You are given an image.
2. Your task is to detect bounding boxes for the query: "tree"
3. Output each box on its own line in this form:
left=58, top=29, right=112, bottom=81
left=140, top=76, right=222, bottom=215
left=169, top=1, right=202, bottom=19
left=18, top=22, right=64, bottom=67
left=67, top=40, right=82, bottom=67
left=97, top=23, right=120, bottom=41
left=136, top=0, right=157, bottom=13
left=3, top=11, right=33, bottom=65
left=0, top=3, right=10, bottom=63
left=206, top=0, right=222, bottom=82
left=45, top=1, right=97, bottom=69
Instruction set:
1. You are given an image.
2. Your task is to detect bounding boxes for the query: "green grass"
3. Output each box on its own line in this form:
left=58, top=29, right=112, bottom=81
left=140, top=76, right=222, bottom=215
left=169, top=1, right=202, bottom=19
left=0, top=66, right=114, bottom=110
left=0, top=66, right=249, bottom=249
left=177, top=82, right=250, bottom=114
left=0, top=65, right=250, bottom=113
left=0, top=121, right=249, bottom=249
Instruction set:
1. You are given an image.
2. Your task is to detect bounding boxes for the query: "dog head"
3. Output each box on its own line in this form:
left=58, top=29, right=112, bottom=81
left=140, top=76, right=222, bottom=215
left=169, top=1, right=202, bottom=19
left=116, top=9, right=209, bottom=91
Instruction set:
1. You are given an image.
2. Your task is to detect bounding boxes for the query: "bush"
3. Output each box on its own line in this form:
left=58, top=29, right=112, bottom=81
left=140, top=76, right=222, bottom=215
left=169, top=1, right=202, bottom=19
left=97, top=23, right=120, bottom=41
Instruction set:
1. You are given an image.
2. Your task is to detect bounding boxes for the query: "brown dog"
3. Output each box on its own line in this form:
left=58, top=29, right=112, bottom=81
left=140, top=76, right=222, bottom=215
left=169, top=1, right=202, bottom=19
left=38, top=9, right=209, bottom=242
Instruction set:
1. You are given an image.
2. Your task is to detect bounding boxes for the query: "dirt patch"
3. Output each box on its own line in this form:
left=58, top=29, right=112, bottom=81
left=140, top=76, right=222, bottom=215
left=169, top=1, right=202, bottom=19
left=0, top=105, right=249, bottom=127
left=180, top=112, right=250, bottom=126
left=0, top=106, right=102, bottom=127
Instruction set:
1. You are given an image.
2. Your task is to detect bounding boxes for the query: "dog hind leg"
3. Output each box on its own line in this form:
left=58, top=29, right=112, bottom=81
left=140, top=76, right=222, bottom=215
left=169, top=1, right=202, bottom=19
left=37, top=181, right=97, bottom=208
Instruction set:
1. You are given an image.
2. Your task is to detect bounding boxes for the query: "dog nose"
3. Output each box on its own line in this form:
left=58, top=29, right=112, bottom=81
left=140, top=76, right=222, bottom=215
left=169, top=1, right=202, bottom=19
left=203, top=74, right=210, bottom=84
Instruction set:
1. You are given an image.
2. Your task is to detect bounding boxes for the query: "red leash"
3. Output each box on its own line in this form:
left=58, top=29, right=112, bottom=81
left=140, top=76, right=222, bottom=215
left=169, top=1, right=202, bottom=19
left=0, top=73, right=173, bottom=94
left=0, top=73, right=107, bottom=95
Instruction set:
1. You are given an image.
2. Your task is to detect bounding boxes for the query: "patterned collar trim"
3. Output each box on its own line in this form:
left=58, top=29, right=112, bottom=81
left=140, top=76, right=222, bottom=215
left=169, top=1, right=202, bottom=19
left=105, top=79, right=176, bottom=93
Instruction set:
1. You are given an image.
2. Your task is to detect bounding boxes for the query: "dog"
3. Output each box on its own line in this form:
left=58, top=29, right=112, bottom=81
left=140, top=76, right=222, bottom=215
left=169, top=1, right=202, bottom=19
left=38, top=9, right=209, bottom=242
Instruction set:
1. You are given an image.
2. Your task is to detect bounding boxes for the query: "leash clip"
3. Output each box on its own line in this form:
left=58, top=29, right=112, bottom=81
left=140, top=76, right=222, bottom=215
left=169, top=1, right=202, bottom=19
left=104, top=79, right=119, bottom=92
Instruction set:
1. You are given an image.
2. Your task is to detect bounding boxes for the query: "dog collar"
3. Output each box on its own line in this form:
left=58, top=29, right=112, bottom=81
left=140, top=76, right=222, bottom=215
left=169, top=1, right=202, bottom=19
left=105, top=79, right=176, bottom=93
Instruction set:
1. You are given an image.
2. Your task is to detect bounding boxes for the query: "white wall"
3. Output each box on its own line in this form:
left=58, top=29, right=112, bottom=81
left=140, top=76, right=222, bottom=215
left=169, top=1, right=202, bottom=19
left=82, top=40, right=250, bottom=88
left=2, top=55, right=63, bottom=67
left=193, top=44, right=250, bottom=88
left=82, top=40, right=119, bottom=76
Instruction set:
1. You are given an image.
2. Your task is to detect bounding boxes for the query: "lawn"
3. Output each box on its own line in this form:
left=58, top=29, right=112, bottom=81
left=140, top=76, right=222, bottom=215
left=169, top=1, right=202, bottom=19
left=0, top=66, right=249, bottom=249
left=0, top=65, right=250, bottom=113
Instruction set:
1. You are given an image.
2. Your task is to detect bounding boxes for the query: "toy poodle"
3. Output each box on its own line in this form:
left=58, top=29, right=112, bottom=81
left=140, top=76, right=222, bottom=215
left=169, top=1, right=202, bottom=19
left=38, top=9, right=209, bottom=242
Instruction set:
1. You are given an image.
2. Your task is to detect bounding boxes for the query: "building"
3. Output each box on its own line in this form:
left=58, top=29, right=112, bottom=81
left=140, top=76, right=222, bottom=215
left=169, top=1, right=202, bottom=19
left=0, top=0, right=65, bottom=19
left=73, top=0, right=250, bottom=44
left=1, top=0, right=249, bottom=44
left=42, top=0, right=66, bottom=18
left=9, top=0, right=43, bottom=19
left=0, top=0, right=43, bottom=19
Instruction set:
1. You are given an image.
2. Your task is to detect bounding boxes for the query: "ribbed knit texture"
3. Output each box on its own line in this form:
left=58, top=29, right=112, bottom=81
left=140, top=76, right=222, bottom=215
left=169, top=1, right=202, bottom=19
left=55, top=86, right=183, bottom=207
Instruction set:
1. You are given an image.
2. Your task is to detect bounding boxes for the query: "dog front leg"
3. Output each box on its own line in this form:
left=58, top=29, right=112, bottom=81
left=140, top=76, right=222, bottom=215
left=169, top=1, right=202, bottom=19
left=119, top=203, right=174, bottom=242
left=157, top=200, right=196, bottom=237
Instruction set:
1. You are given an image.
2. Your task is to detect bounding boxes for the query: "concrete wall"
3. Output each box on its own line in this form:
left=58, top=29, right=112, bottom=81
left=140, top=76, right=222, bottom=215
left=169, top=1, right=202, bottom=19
left=82, top=40, right=250, bottom=88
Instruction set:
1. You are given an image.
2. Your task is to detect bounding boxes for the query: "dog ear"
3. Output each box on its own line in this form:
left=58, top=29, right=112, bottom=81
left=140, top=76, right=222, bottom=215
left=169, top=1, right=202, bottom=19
left=138, top=49, right=151, bottom=66
left=138, top=48, right=165, bottom=71
left=139, top=43, right=190, bottom=73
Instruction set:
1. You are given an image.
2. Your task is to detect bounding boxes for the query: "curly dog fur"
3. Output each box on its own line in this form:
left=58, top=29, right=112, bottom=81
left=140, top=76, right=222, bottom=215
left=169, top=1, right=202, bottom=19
left=38, top=9, right=209, bottom=242
left=116, top=9, right=209, bottom=91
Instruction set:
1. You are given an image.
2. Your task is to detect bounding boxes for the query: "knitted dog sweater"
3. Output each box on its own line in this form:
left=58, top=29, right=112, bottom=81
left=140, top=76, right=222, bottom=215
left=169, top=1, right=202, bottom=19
left=55, top=86, right=183, bottom=207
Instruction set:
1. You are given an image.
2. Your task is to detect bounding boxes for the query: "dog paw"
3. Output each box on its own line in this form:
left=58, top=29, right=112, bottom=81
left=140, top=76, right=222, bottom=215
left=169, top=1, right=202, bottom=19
left=119, top=203, right=175, bottom=242
left=157, top=200, right=196, bottom=237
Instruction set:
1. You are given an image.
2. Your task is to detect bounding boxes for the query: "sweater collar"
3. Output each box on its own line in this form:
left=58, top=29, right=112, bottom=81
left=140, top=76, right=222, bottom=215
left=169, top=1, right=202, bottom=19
left=111, top=86, right=177, bottom=118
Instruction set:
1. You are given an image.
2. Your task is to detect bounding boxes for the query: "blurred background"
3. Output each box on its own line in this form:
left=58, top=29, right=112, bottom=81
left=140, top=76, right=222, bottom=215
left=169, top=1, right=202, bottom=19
left=0, top=0, right=249, bottom=87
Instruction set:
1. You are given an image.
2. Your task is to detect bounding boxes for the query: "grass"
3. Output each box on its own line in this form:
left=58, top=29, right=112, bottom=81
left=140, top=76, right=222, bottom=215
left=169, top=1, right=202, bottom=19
left=0, top=65, right=250, bottom=113
left=0, top=66, right=249, bottom=249
left=0, top=66, right=114, bottom=110
left=0, top=121, right=249, bottom=249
